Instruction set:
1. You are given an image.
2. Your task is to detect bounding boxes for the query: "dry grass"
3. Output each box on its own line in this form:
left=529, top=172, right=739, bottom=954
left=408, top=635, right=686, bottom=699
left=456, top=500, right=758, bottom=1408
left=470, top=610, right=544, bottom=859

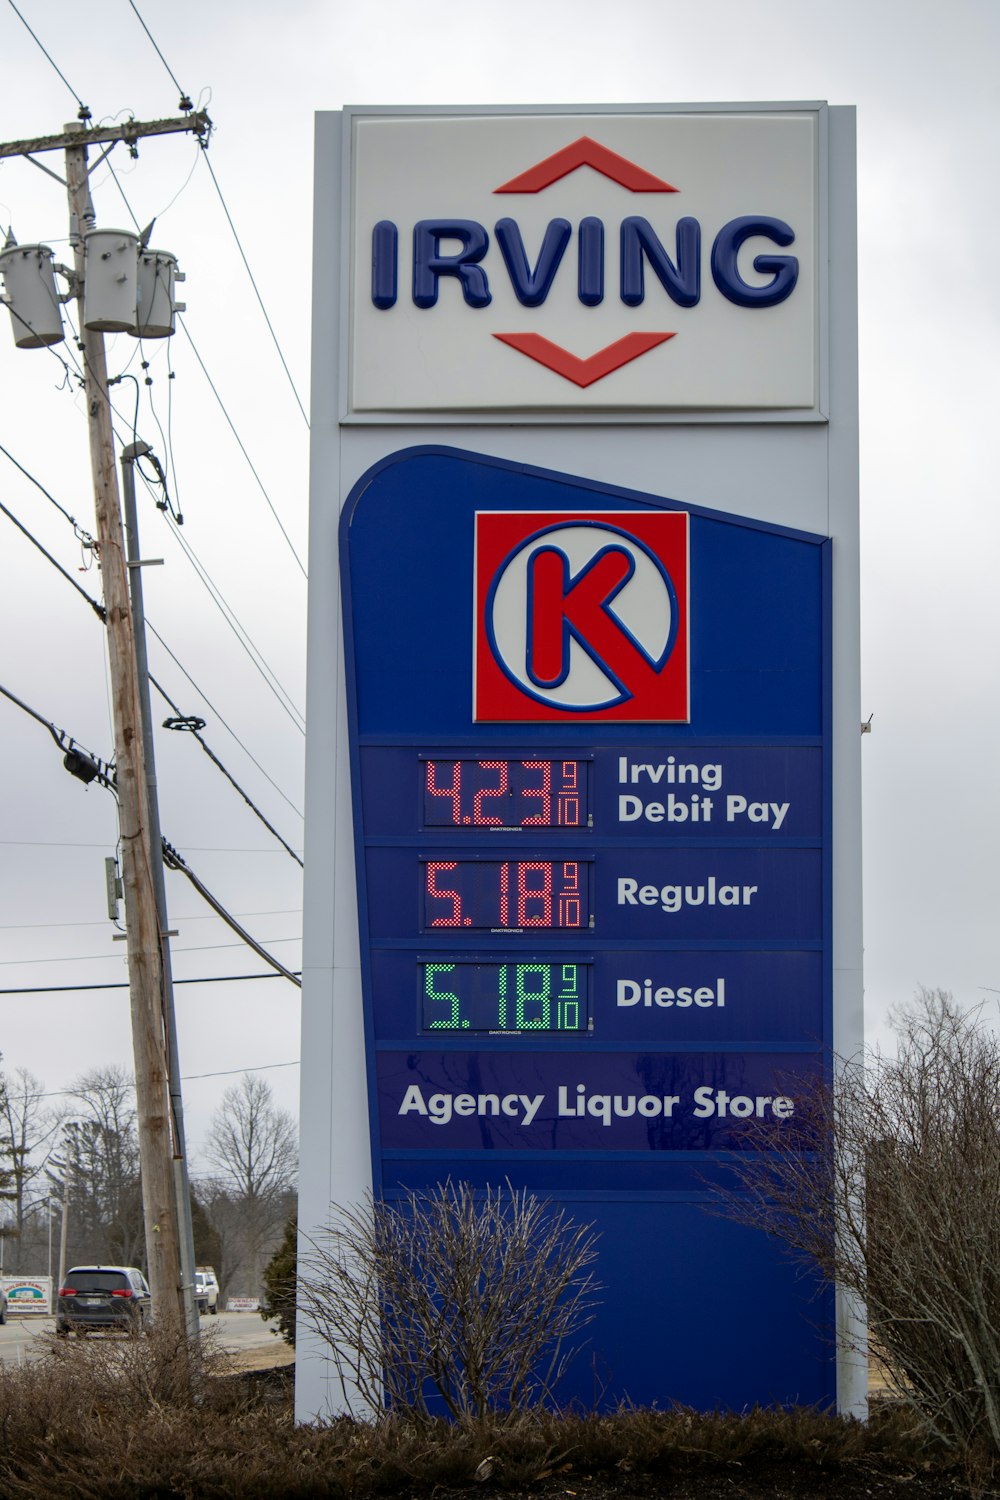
left=0, top=1323, right=971, bottom=1500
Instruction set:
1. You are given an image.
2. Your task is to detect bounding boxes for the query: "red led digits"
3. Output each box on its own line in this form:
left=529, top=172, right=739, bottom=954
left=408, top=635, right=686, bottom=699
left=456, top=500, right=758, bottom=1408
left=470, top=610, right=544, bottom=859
left=426, top=762, right=462, bottom=823
left=426, top=862, right=463, bottom=926
left=521, top=761, right=552, bottom=824
left=558, top=862, right=582, bottom=928
left=558, top=760, right=580, bottom=827
left=518, top=861, right=552, bottom=925
left=473, top=760, right=508, bottom=824
left=424, top=860, right=588, bottom=929
left=423, top=759, right=588, bottom=828
left=499, top=860, right=510, bottom=925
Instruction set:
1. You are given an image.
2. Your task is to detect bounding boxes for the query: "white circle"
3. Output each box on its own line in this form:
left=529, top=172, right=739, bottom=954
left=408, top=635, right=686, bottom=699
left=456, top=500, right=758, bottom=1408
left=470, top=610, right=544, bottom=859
left=489, top=523, right=673, bottom=710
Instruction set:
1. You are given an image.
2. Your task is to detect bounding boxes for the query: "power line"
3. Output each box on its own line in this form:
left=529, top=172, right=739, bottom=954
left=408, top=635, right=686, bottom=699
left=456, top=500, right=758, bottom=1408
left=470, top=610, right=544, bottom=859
left=177, top=317, right=307, bottom=577
left=182, top=1060, right=299, bottom=1080
left=0, top=686, right=297, bottom=985
left=10, top=182, right=307, bottom=743
left=104, top=154, right=142, bottom=232
left=0, top=840, right=299, bottom=852
left=152, top=674, right=303, bottom=865
left=4, top=0, right=89, bottom=118
left=0, top=441, right=95, bottom=544
left=92, top=4, right=310, bottom=571
left=140, top=479, right=306, bottom=734
left=0, top=907, right=301, bottom=931
left=147, top=622, right=303, bottom=820
left=123, top=0, right=308, bottom=429
left=58, top=173, right=309, bottom=734
left=101, top=348, right=306, bottom=727
left=0, top=495, right=106, bottom=622
left=125, top=0, right=192, bottom=109
left=0, top=936, right=299, bottom=967
left=0, top=444, right=303, bottom=825
left=162, top=840, right=301, bottom=988
left=0, top=680, right=116, bottom=790
left=15, top=1058, right=299, bottom=1100
left=199, top=152, right=310, bottom=429
left=0, top=975, right=298, bottom=996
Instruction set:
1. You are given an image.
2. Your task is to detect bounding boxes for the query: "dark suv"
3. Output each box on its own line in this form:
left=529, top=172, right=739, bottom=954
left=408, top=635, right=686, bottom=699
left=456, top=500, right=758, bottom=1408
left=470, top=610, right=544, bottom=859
left=56, top=1266, right=151, bottom=1335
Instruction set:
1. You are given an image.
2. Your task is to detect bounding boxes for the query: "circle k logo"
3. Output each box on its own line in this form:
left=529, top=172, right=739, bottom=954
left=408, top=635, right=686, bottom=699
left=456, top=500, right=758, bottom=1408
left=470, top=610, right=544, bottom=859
left=475, top=511, right=689, bottom=723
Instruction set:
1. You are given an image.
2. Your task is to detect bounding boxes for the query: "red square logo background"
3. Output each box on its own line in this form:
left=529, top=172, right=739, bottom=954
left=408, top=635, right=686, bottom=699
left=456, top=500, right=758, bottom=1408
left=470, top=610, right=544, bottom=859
left=474, top=510, right=689, bottom=723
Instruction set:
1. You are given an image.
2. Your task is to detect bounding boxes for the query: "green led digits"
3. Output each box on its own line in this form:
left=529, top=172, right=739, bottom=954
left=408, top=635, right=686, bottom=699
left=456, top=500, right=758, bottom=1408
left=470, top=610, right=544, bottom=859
left=516, top=964, right=550, bottom=1028
left=424, top=964, right=464, bottom=1029
left=421, top=961, right=587, bottom=1033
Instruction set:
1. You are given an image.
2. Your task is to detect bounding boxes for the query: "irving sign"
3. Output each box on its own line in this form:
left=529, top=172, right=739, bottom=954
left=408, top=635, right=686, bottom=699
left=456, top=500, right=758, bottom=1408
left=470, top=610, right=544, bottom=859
left=346, top=110, right=821, bottom=416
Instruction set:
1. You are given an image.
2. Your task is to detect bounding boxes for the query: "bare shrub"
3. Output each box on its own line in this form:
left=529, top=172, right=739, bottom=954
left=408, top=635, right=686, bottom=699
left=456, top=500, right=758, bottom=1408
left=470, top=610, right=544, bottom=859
left=716, top=989, right=1000, bottom=1464
left=299, top=1179, right=600, bottom=1422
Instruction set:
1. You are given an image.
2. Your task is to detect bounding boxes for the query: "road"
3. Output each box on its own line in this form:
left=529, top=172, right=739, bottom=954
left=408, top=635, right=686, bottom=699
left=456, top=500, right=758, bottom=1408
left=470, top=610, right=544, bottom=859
left=0, top=1308, right=287, bottom=1366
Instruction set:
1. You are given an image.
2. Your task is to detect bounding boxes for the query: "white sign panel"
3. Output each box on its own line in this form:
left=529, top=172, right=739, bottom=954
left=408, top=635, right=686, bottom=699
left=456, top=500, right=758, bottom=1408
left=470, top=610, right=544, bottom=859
left=347, top=110, right=821, bottom=417
left=1, top=1275, right=52, bottom=1313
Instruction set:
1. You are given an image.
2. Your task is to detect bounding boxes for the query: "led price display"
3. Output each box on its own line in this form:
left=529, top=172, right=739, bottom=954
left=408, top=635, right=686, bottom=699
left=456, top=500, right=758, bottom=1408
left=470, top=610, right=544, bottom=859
left=421, top=961, right=588, bottom=1033
left=424, top=759, right=587, bottom=828
left=423, top=860, right=588, bottom=930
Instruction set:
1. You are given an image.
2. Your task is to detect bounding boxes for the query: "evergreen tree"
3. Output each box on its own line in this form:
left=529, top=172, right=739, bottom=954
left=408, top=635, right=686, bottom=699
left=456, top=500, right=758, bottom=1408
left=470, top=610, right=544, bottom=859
left=260, top=1212, right=296, bottom=1346
left=190, top=1191, right=223, bottom=1280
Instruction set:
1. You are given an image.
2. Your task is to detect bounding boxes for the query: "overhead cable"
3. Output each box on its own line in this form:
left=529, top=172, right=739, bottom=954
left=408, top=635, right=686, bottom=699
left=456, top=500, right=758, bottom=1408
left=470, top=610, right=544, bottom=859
left=199, top=152, right=310, bottom=428
left=125, top=0, right=192, bottom=110
left=105, top=155, right=143, bottom=231
left=0, top=441, right=95, bottom=545
left=4, top=0, right=90, bottom=118
left=161, top=840, right=302, bottom=987
left=140, top=476, right=305, bottom=733
left=0, top=905, right=301, bottom=931
left=0, top=496, right=106, bottom=621
left=152, top=673, right=303, bottom=865
left=177, top=317, right=307, bottom=577
left=0, top=444, right=303, bottom=827
left=147, top=621, right=304, bottom=820
left=123, top=0, right=308, bottom=427
left=0, top=679, right=296, bottom=980
left=0, top=680, right=116, bottom=791
left=82, top=139, right=307, bottom=577
left=0, top=975, right=296, bottom=993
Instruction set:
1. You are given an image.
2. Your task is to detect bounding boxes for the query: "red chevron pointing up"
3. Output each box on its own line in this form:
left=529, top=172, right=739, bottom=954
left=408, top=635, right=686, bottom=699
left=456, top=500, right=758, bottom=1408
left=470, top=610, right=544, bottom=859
left=494, top=136, right=678, bottom=194
left=493, top=332, right=675, bottom=387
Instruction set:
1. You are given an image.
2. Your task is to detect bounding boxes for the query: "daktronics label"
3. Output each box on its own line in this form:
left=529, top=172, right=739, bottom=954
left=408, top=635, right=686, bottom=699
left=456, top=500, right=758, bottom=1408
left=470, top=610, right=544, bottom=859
left=348, top=110, right=821, bottom=415
left=475, top=510, right=689, bottom=722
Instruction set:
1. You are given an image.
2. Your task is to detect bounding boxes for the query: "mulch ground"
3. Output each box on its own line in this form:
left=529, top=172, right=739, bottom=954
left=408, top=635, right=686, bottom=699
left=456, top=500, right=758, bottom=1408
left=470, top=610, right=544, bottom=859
left=227, top=1365, right=983, bottom=1500
left=461, top=1462, right=977, bottom=1499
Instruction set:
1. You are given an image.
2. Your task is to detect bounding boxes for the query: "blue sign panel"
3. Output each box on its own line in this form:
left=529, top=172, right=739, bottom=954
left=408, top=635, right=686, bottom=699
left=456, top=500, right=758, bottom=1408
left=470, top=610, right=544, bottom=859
left=341, top=446, right=832, bottom=1411
left=377, top=1051, right=813, bottom=1152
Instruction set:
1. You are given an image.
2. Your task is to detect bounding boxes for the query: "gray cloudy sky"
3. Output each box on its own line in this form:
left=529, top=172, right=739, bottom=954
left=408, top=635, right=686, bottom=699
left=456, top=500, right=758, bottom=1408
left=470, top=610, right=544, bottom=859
left=0, top=0, right=997, bottom=1167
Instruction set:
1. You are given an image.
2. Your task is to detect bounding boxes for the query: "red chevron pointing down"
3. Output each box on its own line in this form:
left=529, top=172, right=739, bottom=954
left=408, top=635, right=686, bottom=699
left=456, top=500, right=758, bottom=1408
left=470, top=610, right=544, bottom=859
left=493, top=332, right=675, bottom=387
left=494, top=136, right=678, bottom=194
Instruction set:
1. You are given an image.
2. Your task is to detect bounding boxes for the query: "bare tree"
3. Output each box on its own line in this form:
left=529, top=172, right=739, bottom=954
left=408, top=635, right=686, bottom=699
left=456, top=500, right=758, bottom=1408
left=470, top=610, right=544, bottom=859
left=299, top=1180, right=600, bottom=1423
left=716, top=989, right=1000, bottom=1464
left=204, top=1074, right=297, bottom=1296
left=0, top=1061, right=15, bottom=1268
left=48, top=1067, right=144, bottom=1270
left=0, top=1066, right=65, bottom=1270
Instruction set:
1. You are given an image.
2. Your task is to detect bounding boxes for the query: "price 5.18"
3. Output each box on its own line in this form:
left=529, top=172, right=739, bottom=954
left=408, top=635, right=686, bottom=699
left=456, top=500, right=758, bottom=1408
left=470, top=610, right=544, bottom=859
left=423, top=860, right=587, bottom=930
left=422, top=961, right=587, bottom=1033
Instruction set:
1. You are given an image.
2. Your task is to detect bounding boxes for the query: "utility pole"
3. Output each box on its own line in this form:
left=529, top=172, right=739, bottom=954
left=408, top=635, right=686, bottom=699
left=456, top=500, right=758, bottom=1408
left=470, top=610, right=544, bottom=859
left=121, top=441, right=199, bottom=1338
left=64, top=120, right=184, bottom=1328
left=0, top=109, right=208, bottom=1331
